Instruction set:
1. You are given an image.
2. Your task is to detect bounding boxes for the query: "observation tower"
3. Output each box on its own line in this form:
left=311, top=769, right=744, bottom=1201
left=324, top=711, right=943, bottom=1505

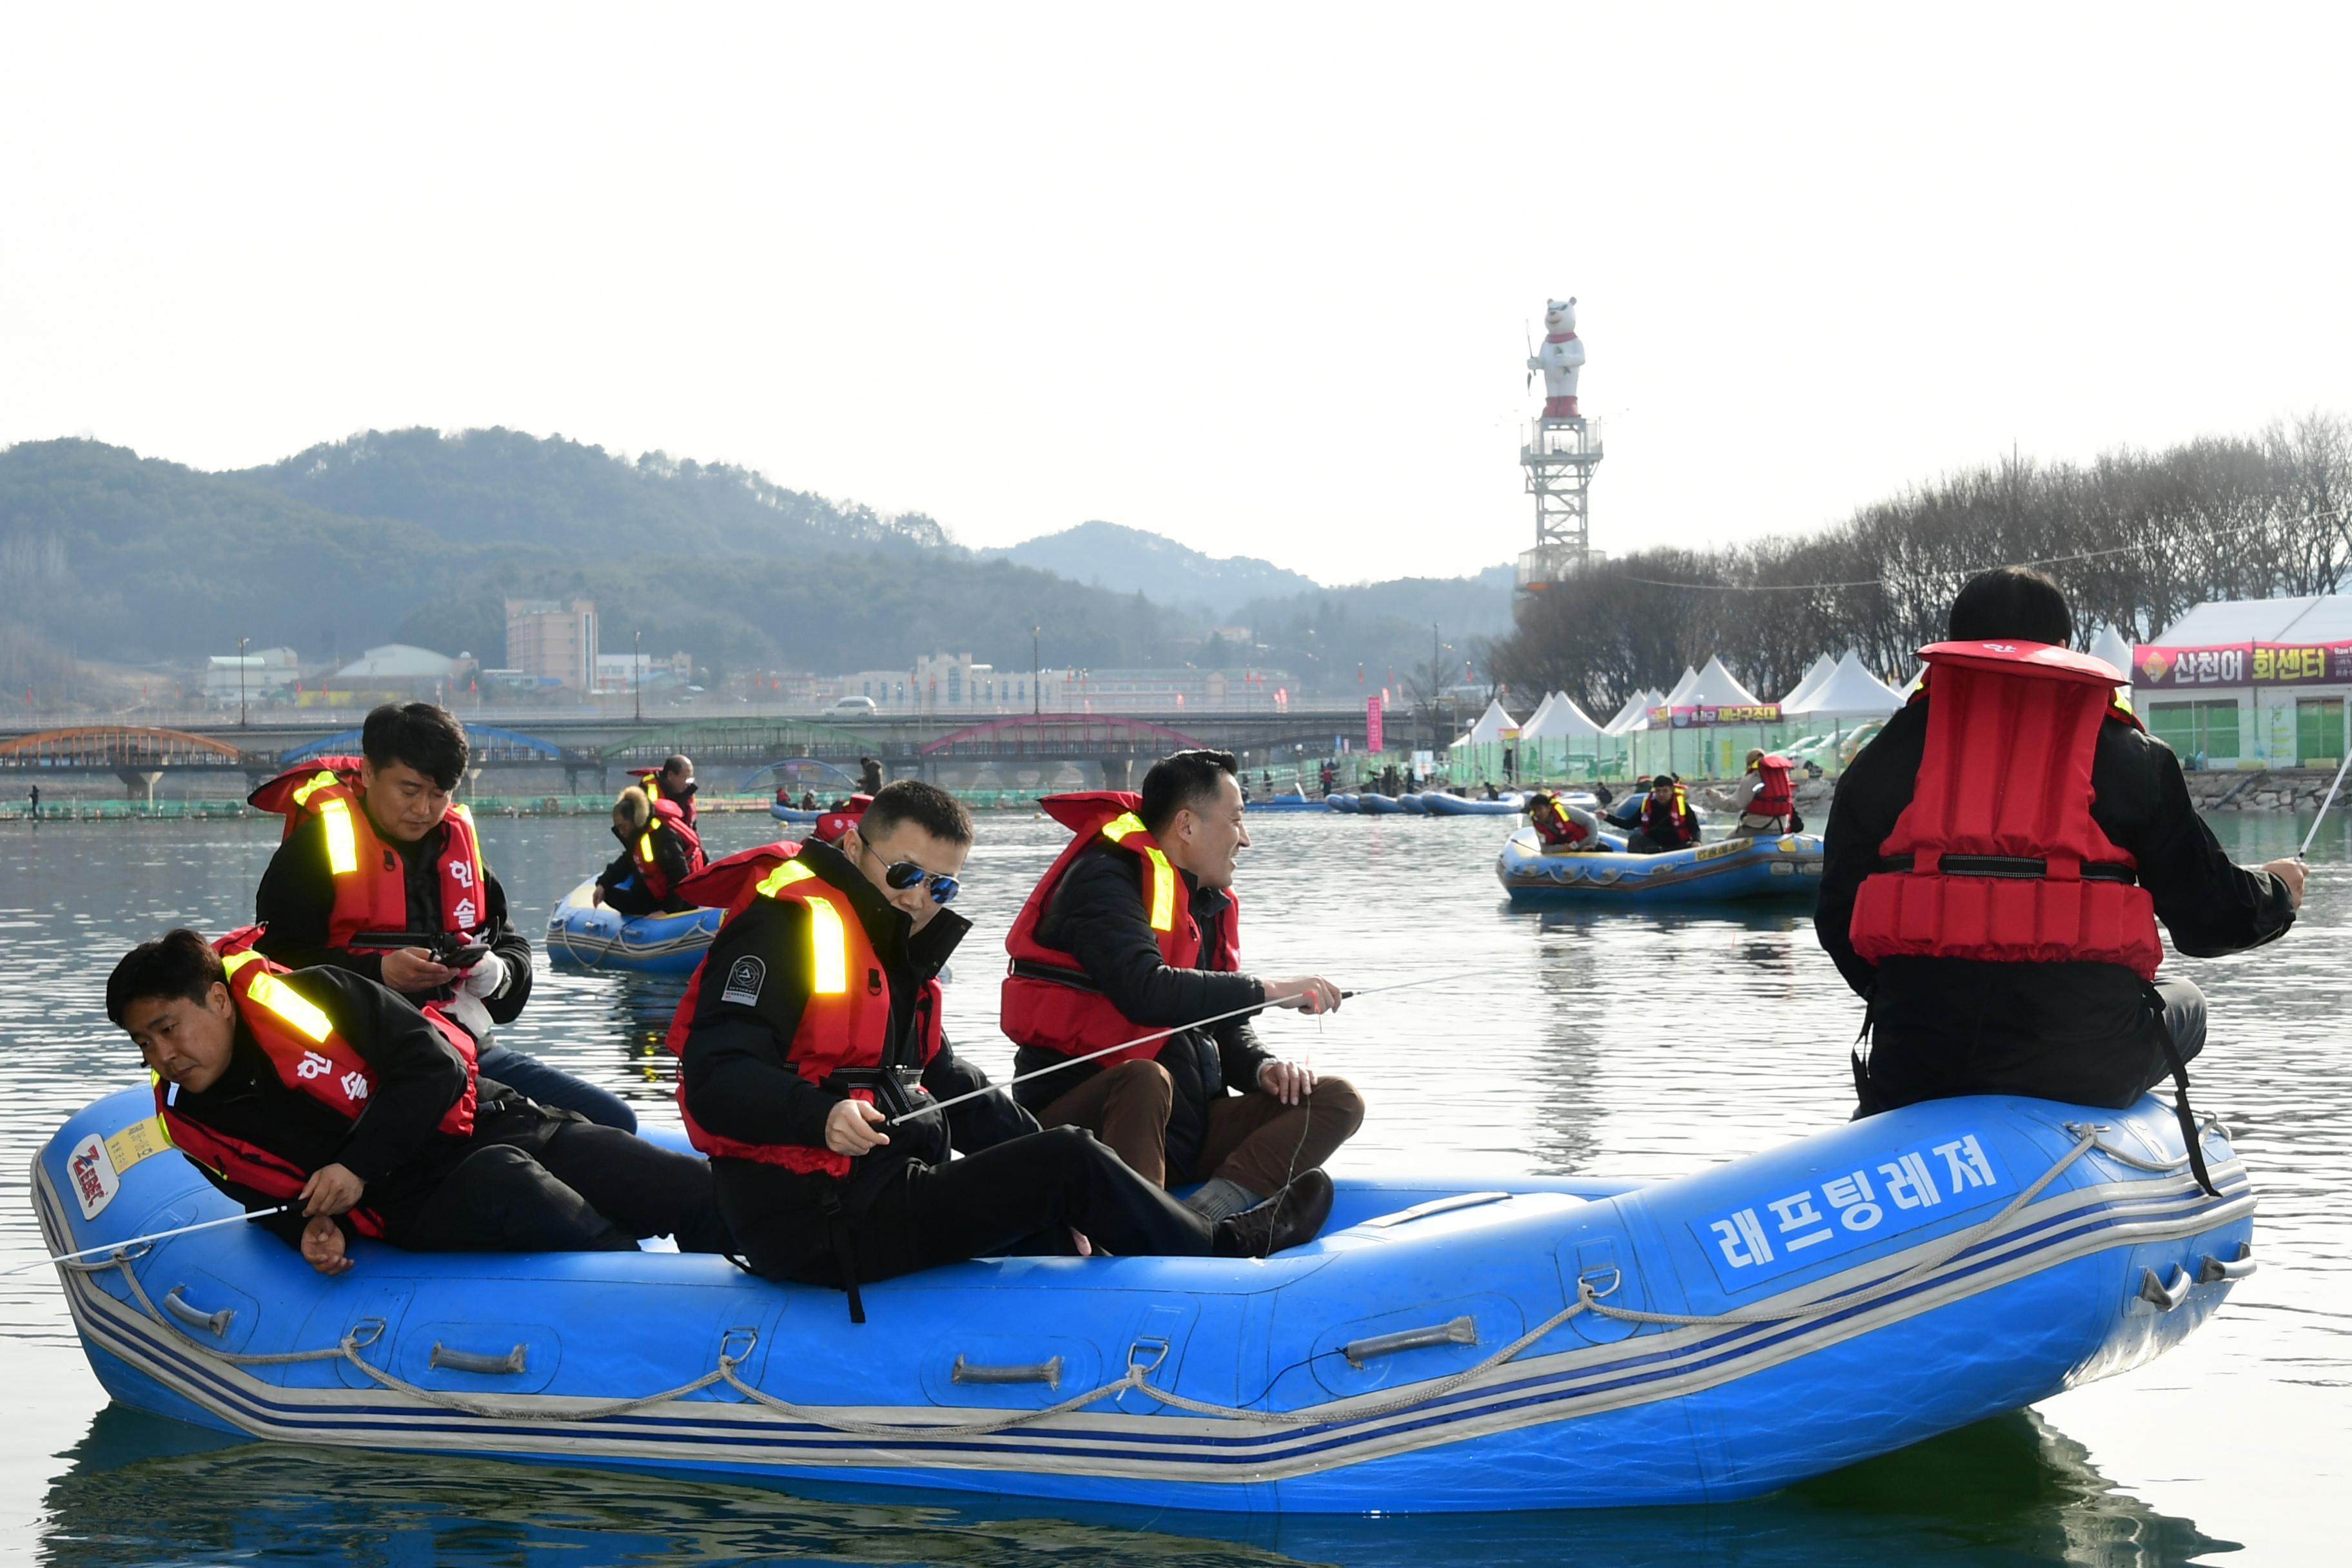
left=1518, top=295, right=1603, bottom=594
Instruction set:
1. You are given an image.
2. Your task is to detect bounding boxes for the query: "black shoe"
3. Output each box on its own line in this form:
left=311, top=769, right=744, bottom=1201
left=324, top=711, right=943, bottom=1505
left=1213, top=1170, right=1335, bottom=1258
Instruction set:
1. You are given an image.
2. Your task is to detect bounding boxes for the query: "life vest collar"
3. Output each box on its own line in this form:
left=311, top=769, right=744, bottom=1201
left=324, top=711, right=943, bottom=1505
left=1916, top=638, right=2128, bottom=688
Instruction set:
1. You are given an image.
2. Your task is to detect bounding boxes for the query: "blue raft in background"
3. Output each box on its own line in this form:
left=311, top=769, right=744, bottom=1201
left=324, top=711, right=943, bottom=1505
left=544, top=878, right=720, bottom=975
left=1497, top=825, right=1825, bottom=904
left=34, top=1084, right=2251, bottom=1513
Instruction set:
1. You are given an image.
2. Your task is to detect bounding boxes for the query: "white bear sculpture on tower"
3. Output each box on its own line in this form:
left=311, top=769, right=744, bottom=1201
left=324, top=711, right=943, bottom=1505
left=1528, top=297, right=1585, bottom=420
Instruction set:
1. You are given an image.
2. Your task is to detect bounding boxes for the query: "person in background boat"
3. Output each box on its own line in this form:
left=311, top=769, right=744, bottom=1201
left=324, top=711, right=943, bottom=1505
left=1003, top=749, right=1364, bottom=1222
left=1818, top=566, right=2304, bottom=1126
left=593, top=786, right=699, bottom=916
left=1626, top=774, right=1701, bottom=854
left=1529, top=789, right=1604, bottom=850
left=592, top=798, right=665, bottom=918
left=672, top=781, right=1333, bottom=1316
left=250, top=702, right=636, bottom=1132
left=1732, top=749, right=1801, bottom=837
left=1484, top=780, right=1502, bottom=801
left=859, top=756, right=885, bottom=794
left=800, top=790, right=818, bottom=810
left=108, top=930, right=729, bottom=1277
left=634, top=754, right=700, bottom=828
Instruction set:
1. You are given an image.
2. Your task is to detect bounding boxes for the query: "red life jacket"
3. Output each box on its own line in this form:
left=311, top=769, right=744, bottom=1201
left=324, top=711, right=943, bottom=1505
left=248, top=762, right=489, bottom=949
left=630, top=797, right=707, bottom=899
left=1749, top=756, right=1796, bottom=817
left=1640, top=783, right=1697, bottom=845
left=632, top=767, right=697, bottom=825
left=1529, top=790, right=1591, bottom=846
left=153, top=946, right=480, bottom=1236
left=1849, top=640, right=2162, bottom=978
left=814, top=794, right=871, bottom=846
left=1001, top=792, right=1242, bottom=1068
left=663, top=847, right=942, bottom=1178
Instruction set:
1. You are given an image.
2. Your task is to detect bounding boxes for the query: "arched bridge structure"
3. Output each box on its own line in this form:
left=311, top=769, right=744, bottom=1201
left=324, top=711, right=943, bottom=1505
left=0, top=726, right=263, bottom=770
left=281, top=722, right=567, bottom=766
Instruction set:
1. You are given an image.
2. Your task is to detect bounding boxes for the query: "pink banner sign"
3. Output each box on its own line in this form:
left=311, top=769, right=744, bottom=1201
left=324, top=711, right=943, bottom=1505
left=1645, top=703, right=1785, bottom=728
left=1366, top=695, right=1384, bottom=754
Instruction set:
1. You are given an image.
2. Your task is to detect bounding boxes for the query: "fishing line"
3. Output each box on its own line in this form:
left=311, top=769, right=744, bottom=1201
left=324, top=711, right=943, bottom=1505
left=8, top=1204, right=293, bottom=1276
left=889, top=965, right=1514, bottom=1126
left=2298, top=747, right=2352, bottom=861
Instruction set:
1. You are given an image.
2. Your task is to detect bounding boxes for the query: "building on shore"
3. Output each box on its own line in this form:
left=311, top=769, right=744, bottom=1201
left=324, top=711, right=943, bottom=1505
left=299, top=644, right=474, bottom=707
left=505, top=599, right=598, bottom=689
left=2132, top=595, right=2352, bottom=768
left=202, top=647, right=300, bottom=708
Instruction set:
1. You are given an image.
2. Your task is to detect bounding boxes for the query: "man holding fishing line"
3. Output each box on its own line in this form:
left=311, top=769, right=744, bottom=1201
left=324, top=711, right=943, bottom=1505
left=669, top=781, right=1335, bottom=1320
left=1819, top=567, right=2304, bottom=1182
left=1002, top=749, right=1365, bottom=1221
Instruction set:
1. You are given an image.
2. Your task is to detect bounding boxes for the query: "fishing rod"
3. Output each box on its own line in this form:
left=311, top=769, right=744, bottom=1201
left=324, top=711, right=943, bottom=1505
left=7, top=1204, right=293, bottom=1277
left=890, top=965, right=1512, bottom=1126
left=2298, top=747, right=2352, bottom=861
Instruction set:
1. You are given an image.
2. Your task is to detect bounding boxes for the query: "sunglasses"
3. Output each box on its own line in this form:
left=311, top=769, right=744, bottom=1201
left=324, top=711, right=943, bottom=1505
left=877, top=857, right=961, bottom=905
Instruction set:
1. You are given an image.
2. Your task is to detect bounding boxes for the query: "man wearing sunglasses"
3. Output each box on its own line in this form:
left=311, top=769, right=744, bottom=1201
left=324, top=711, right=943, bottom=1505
left=671, top=780, right=1334, bottom=1319
left=1003, top=749, right=1365, bottom=1222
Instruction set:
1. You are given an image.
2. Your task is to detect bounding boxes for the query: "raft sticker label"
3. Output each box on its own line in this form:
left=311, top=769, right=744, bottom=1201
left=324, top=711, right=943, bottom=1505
left=720, top=956, right=767, bottom=1006
left=66, top=1134, right=120, bottom=1220
left=1692, top=1132, right=2005, bottom=1293
left=104, top=1116, right=169, bottom=1175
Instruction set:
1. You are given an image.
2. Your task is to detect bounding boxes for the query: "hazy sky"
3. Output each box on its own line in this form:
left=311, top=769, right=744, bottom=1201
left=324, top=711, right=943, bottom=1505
left=5, top=5, right=2347, bottom=585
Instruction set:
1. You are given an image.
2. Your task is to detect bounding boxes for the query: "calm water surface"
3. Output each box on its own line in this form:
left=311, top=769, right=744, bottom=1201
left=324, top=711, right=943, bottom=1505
left=1, top=808, right=2345, bottom=1565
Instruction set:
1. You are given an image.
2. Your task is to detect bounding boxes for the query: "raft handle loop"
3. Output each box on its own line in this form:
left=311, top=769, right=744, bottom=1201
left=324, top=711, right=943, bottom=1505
left=348, top=1317, right=386, bottom=1351
left=57, top=1242, right=153, bottom=1274
left=2137, top=1266, right=2195, bottom=1312
left=2198, top=1244, right=2256, bottom=1285
left=1578, top=1266, right=1623, bottom=1300
left=1126, top=1337, right=1170, bottom=1375
left=719, top=1326, right=760, bottom=1364
left=2062, top=1116, right=2228, bottom=1175
left=954, top=1354, right=1063, bottom=1389
left=1344, top=1317, right=1477, bottom=1368
left=431, top=1341, right=527, bottom=1376
left=162, top=1286, right=233, bottom=1337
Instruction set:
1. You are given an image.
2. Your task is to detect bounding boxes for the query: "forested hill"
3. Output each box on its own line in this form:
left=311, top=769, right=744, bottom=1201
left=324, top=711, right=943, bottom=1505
left=981, top=520, right=1318, bottom=620
left=0, top=428, right=1513, bottom=697
left=235, top=427, right=949, bottom=558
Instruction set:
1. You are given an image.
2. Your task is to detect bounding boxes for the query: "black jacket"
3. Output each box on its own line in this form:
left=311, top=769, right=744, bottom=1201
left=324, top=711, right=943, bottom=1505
left=253, top=807, right=533, bottom=1025
left=678, top=838, right=1035, bottom=1213
left=594, top=823, right=694, bottom=915
left=166, top=964, right=540, bottom=1250
left=1817, top=699, right=2297, bottom=1108
left=1013, top=845, right=1272, bottom=1177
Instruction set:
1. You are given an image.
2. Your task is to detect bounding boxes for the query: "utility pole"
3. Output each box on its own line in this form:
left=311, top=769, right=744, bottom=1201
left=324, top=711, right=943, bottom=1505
left=632, top=629, right=642, bottom=723
left=237, top=636, right=248, bottom=728
left=1032, top=623, right=1041, bottom=715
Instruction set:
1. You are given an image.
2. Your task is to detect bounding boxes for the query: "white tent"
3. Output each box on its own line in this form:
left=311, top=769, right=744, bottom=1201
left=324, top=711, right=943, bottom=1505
left=1464, top=698, right=1520, bottom=742
left=1659, top=666, right=1703, bottom=707
left=1603, top=689, right=1657, bottom=734
left=1683, top=655, right=1764, bottom=709
left=1787, top=651, right=1903, bottom=717
left=1519, top=692, right=1556, bottom=735
left=2090, top=625, right=2133, bottom=678
left=1524, top=692, right=1602, bottom=738
left=1779, top=654, right=1836, bottom=710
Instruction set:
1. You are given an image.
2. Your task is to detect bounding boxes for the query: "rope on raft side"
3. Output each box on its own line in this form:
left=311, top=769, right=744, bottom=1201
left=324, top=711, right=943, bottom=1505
left=63, top=1123, right=2231, bottom=1437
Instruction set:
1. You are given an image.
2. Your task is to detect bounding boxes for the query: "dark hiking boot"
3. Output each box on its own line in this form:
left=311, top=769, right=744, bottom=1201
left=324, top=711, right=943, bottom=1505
left=1212, top=1169, right=1335, bottom=1258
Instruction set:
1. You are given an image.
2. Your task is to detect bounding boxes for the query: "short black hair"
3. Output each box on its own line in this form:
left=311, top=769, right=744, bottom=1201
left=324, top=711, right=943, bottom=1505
left=106, top=928, right=225, bottom=1026
left=1948, top=567, right=2073, bottom=647
left=1141, top=749, right=1239, bottom=834
left=859, top=779, right=972, bottom=847
left=361, top=703, right=469, bottom=791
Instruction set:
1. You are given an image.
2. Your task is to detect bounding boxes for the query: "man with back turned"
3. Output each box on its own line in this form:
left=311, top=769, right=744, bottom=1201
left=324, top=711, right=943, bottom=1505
left=1817, top=567, right=2302, bottom=1176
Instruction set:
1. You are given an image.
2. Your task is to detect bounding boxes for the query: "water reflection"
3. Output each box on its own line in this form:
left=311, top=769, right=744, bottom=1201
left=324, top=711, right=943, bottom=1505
left=38, top=1404, right=2233, bottom=1567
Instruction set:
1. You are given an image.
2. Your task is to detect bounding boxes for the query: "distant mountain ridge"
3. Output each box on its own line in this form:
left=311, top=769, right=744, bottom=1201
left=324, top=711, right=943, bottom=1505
left=982, top=520, right=1320, bottom=620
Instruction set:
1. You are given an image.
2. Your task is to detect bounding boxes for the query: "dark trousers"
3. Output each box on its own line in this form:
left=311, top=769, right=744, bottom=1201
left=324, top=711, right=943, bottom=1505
left=1037, top=1062, right=1364, bottom=1194
left=476, top=1043, right=638, bottom=1132
left=389, top=1117, right=731, bottom=1255
left=1625, top=830, right=1688, bottom=856
left=717, top=1126, right=1217, bottom=1288
left=1860, top=974, right=2209, bottom=1116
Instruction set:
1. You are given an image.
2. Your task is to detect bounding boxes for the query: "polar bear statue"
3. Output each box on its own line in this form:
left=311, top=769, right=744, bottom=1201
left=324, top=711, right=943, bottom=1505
left=1528, top=297, right=1585, bottom=420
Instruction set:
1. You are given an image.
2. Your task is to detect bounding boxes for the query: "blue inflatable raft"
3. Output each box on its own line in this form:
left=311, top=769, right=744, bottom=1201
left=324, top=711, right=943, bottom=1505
left=544, top=878, right=720, bottom=975
left=34, top=1085, right=2251, bottom=1513
left=1326, top=793, right=1361, bottom=814
left=769, top=803, right=824, bottom=823
left=1357, top=793, right=1402, bottom=815
left=1498, top=826, right=1826, bottom=904
left=1422, top=792, right=1525, bottom=817
left=1245, top=793, right=1329, bottom=813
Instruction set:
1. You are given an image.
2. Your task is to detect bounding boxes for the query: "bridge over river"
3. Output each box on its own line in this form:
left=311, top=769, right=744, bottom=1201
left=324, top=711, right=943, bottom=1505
left=0, top=708, right=1374, bottom=799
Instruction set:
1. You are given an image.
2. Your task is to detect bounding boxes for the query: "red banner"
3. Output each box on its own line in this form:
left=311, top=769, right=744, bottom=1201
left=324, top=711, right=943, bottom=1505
left=1366, top=695, right=1384, bottom=754
left=2133, top=642, right=2352, bottom=689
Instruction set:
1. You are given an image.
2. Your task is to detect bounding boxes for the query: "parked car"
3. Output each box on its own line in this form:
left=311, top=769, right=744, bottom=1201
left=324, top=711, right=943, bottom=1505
left=827, top=696, right=878, bottom=714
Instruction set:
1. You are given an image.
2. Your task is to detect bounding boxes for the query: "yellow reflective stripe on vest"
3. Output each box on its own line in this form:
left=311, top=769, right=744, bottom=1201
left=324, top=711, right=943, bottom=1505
left=805, top=894, right=848, bottom=995
left=638, top=830, right=656, bottom=861
left=1100, top=813, right=1175, bottom=932
left=754, top=859, right=816, bottom=897
left=243, top=970, right=335, bottom=1044
left=317, top=798, right=358, bottom=876
left=289, top=769, right=340, bottom=809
